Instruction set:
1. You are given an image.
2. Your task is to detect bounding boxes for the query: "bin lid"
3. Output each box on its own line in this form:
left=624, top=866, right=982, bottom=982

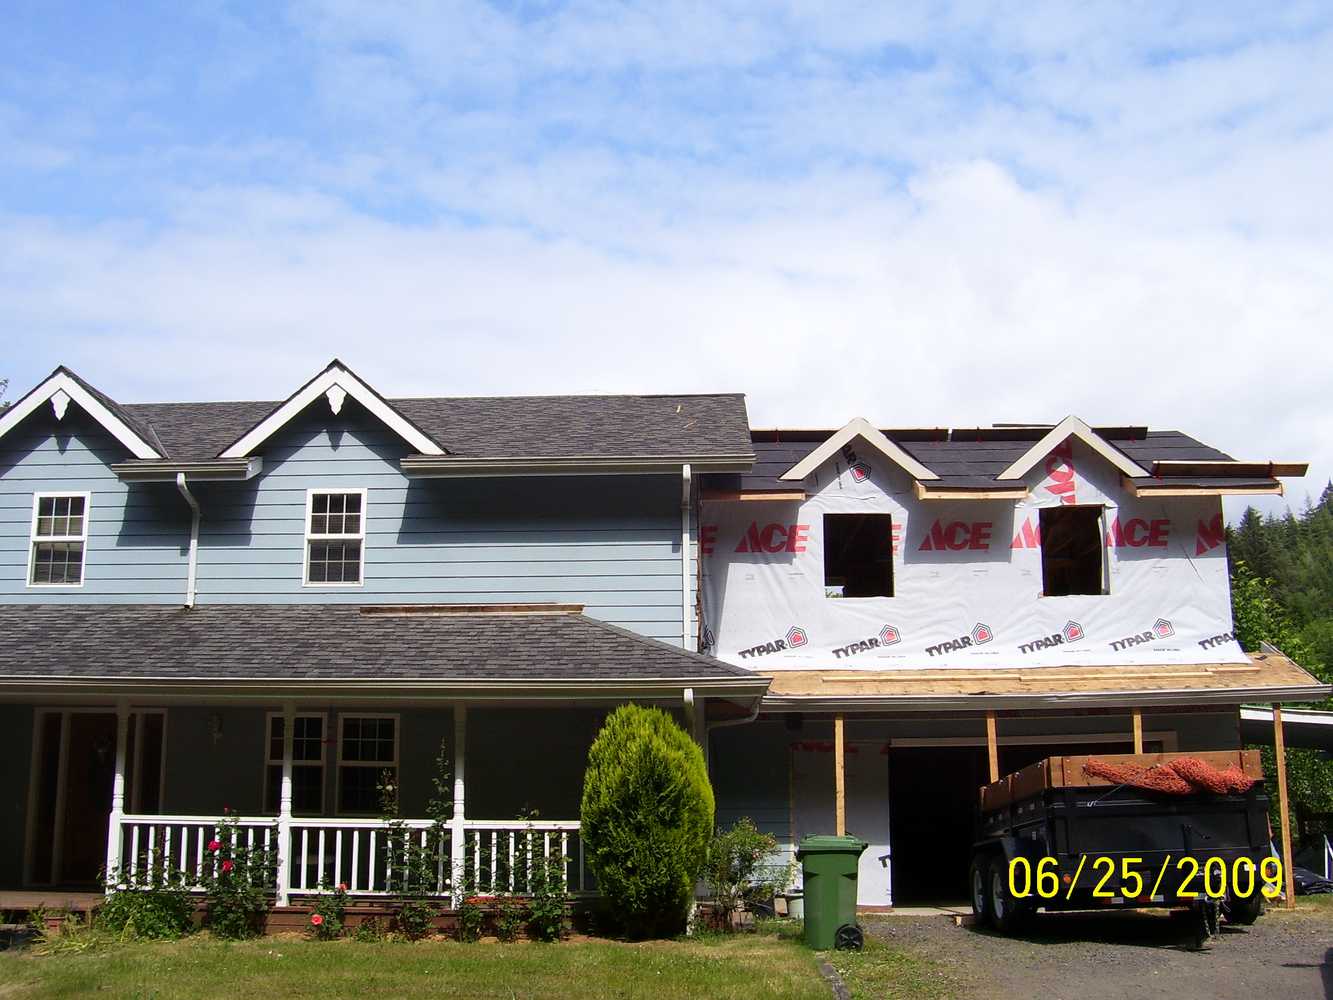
left=796, top=834, right=869, bottom=856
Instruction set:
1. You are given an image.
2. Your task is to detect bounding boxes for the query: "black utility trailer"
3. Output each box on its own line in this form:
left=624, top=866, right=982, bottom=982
left=970, top=750, right=1272, bottom=945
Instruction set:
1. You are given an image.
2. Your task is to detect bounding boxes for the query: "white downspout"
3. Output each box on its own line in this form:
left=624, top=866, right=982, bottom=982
left=176, top=473, right=200, bottom=608
left=681, top=463, right=692, bottom=650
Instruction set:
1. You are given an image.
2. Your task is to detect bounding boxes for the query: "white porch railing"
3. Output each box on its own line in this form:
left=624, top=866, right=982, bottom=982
left=112, top=815, right=590, bottom=902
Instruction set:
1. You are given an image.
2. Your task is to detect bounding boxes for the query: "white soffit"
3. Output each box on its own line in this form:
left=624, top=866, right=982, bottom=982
left=778, top=417, right=939, bottom=482
left=996, top=415, right=1148, bottom=482
left=218, top=361, right=446, bottom=458
left=0, top=369, right=163, bottom=460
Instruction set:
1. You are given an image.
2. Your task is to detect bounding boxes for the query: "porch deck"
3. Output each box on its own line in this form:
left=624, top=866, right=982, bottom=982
left=0, top=890, right=102, bottom=915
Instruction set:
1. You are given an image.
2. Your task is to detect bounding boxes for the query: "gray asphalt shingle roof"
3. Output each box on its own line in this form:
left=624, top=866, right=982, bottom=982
left=725, top=428, right=1267, bottom=491
left=0, top=605, right=760, bottom=683
left=120, top=393, right=752, bottom=462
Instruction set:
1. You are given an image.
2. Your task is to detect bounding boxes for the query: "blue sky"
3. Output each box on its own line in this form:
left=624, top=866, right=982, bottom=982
left=2, top=2, right=1331, bottom=512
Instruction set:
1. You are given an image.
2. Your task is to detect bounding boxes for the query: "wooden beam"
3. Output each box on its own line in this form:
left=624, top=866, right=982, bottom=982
left=913, top=482, right=1029, bottom=501
left=700, top=489, right=807, bottom=502
left=834, top=714, right=846, bottom=836
left=1132, top=708, right=1144, bottom=753
left=1122, top=476, right=1285, bottom=498
left=986, top=711, right=999, bottom=783
left=1273, top=705, right=1297, bottom=909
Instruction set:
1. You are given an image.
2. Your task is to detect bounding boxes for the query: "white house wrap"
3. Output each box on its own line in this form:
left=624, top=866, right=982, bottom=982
left=701, top=437, right=1245, bottom=670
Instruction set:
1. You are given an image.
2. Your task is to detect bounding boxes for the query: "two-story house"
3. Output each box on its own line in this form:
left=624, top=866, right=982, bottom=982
left=0, top=362, right=768, bottom=909
left=699, top=418, right=1325, bottom=907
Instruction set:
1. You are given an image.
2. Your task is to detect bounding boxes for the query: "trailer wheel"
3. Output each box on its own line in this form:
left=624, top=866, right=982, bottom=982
left=988, top=858, right=1030, bottom=935
left=1224, top=890, right=1263, bottom=926
left=970, top=853, right=993, bottom=927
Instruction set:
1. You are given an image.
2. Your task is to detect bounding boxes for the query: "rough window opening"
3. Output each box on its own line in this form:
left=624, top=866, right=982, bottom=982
left=824, top=513, right=894, bottom=598
left=1039, top=506, right=1106, bottom=596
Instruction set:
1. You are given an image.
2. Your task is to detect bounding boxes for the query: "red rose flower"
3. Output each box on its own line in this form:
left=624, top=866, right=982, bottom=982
left=337, top=883, right=348, bottom=892
left=221, top=859, right=234, bottom=873
left=310, top=913, right=324, bottom=926
left=207, top=839, right=221, bottom=852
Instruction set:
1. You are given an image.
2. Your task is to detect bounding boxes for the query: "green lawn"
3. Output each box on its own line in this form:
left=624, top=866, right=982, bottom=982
left=0, top=917, right=963, bottom=1000
left=0, top=929, right=838, bottom=1000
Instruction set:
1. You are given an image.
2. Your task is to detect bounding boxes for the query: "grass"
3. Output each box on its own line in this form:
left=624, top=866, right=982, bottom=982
left=0, top=926, right=837, bottom=1000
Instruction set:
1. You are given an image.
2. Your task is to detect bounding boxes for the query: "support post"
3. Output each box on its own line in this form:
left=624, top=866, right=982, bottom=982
left=834, top=714, right=846, bottom=836
left=450, top=703, right=467, bottom=908
left=104, top=700, right=130, bottom=892
left=985, top=711, right=999, bottom=783
left=276, top=702, right=294, bottom=907
left=1132, top=708, right=1144, bottom=754
left=1274, top=704, right=1297, bottom=909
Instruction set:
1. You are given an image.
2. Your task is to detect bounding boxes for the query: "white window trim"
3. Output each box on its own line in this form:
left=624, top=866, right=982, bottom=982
left=26, top=491, right=91, bottom=589
left=302, top=487, right=367, bottom=588
left=263, top=711, right=328, bottom=816
left=336, top=712, right=400, bottom=816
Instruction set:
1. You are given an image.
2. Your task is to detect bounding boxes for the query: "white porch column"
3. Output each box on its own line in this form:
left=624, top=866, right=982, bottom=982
left=276, top=702, right=295, bottom=907
left=104, top=700, right=130, bottom=892
left=450, top=703, right=467, bottom=907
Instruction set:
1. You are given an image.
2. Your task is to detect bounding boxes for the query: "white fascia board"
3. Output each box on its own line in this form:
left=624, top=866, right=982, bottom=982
left=995, top=415, right=1148, bottom=482
left=778, top=417, right=939, bottom=482
left=0, top=371, right=162, bottom=459
left=218, top=364, right=446, bottom=458
left=111, top=457, right=263, bottom=482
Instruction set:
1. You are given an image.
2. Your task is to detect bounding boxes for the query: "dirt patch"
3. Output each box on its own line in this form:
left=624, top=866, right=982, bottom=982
left=864, top=904, right=1333, bottom=1000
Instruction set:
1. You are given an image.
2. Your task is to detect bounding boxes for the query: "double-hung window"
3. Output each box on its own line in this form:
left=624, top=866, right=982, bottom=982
left=263, top=713, right=327, bottom=815
left=304, top=489, right=366, bottom=585
left=29, top=493, right=89, bottom=587
left=337, top=715, right=398, bottom=814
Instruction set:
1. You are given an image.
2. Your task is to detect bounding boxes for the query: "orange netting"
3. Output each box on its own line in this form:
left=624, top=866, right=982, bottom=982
left=1082, top=757, right=1257, bottom=796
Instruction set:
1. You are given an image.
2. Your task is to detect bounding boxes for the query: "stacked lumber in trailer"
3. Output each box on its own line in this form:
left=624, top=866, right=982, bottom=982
left=979, top=749, right=1263, bottom=811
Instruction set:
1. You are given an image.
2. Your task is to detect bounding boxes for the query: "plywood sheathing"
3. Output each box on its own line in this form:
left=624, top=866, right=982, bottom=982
left=761, top=652, right=1315, bottom=699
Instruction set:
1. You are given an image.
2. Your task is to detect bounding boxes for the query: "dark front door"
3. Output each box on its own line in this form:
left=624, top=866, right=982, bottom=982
left=888, top=747, right=988, bottom=903
left=59, top=713, right=117, bottom=885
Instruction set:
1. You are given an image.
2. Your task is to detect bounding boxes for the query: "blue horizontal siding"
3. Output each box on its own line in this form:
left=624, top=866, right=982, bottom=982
left=0, top=401, right=697, bottom=647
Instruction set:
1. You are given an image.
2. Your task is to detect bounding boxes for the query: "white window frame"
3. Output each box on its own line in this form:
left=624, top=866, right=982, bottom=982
left=336, top=713, right=400, bottom=816
left=27, top=491, right=91, bottom=589
left=302, top=487, right=367, bottom=588
left=262, top=711, right=328, bottom=816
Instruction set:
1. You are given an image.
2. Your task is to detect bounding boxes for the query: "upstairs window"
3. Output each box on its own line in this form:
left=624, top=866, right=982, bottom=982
left=824, top=513, right=894, bottom=598
left=263, top=713, right=327, bottom=815
left=29, top=493, right=89, bottom=587
left=305, top=489, right=365, bottom=585
left=1040, top=506, right=1106, bottom=596
left=338, top=715, right=398, bottom=814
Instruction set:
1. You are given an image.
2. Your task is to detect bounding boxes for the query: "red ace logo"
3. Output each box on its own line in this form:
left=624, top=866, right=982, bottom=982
left=700, top=524, right=718, bottom=556
left=1042, top=439, right=1077, bottom=505
left=1011, top=517, right=1041, bottom=549
left=1105, top=516, right=1170, bottom=548
left=1195, top=513, right=1225, bottom=556
left=919, top=520, right=993, bottom=551
left=734, top=523, right=810, bottom=554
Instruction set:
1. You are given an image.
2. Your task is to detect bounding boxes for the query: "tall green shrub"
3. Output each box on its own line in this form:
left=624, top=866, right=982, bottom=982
left=580, top=704, right=713, bottom=938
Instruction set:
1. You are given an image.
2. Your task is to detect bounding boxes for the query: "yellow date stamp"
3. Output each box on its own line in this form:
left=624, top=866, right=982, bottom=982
left=1008, top=855, right=1283, bottom=901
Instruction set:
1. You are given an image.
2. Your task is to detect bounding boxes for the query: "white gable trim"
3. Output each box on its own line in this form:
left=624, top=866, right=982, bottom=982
left=995, top=415, right=1148, bottom=481
left=778, top=417, right=938, bottom=482
left=218, top=363, right=446, bottom=458
left=0, top=371, right=162, bottom=460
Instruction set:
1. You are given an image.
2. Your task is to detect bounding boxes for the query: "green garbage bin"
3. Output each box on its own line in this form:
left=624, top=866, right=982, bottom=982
left=796, top=834, right=867, bottom=950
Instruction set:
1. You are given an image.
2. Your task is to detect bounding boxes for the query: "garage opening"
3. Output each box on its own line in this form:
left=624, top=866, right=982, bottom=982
left=888, top=740, right=1136, bottom=904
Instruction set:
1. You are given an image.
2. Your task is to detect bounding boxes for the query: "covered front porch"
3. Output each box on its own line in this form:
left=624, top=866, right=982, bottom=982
left=0, top=604, right=769, bottom=910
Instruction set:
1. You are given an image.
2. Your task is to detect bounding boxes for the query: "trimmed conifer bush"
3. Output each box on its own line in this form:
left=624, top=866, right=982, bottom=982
left=580, top=704, right=714, bottom=938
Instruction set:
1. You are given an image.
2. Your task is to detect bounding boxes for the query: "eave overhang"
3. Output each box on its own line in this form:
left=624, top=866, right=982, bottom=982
left=400, top=454, right=756, bottom=477
left=111, top=457, right=264, bottom=482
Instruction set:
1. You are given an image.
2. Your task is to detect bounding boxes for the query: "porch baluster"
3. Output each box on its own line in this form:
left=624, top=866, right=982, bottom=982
left=489, top=831, right=497, bottom=894
left=368, top=830, right=376, bottom=891
left=508, top=831, right=515, bottom=893
left=130, top=824, right=141, bottom=880
left=334, top=830, right=343, bottom=889
left=300, top=828, right=309, bottom=890
left=351, top=830, right=360, bottom=892
left=194, top=825, right=204, bottom=887
left=317, top=829, right=326, bottom=888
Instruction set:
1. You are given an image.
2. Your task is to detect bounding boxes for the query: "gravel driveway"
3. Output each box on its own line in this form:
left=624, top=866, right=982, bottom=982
left=864, top=904, right=1333, bottom=1000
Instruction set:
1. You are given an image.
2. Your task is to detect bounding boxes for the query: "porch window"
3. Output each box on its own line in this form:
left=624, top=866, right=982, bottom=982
left=304, top=489, right=366, bottom=585
left=337, top=715, right=398, bottom=814
left=29, top=493, right=89, bottom=586
left=263, top=713, right=327, bottom=815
